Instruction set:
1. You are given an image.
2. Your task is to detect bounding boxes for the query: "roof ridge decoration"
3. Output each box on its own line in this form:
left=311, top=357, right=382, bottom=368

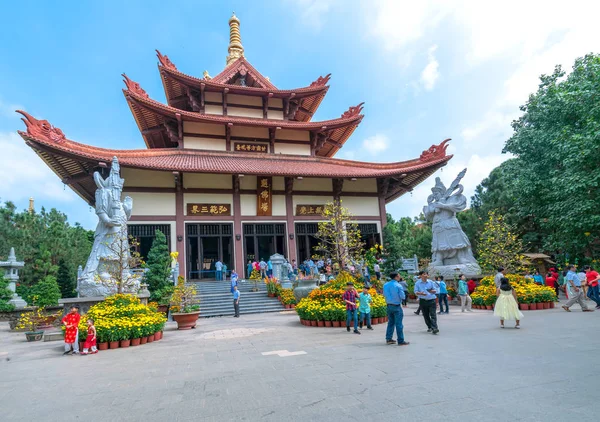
left=156, top=50, right=177, bottom=71
left=310, top=73, right=332, bottom=87
left=341, top=102, right=365, bottom=119
left=16, top=110, right=66, bottom=143
left=211, top=57, right=275, bottom=89
left=226, top=12, right=244, bottom=66
left=122, top=74, right=149, bottom=98
left=420, top=138, right=451, bottom=161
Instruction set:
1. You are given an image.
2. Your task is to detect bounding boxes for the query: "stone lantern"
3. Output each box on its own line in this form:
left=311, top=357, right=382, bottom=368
left=0, top=248, right=27, bottom=308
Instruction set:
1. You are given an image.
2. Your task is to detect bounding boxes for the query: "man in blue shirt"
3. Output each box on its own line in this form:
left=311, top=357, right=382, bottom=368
left=438, top=276, right=449, bottom=314
left=267, top=259, right=273, bottom=278
left=215, top=260, right=223, bottom=281
left=414, top=271, right=439, bottom=334
left=232, top=285, right=241, bottom=318
left=383, top=272, right=409, bottom=346
left=562, top=265, right=594, bottom=312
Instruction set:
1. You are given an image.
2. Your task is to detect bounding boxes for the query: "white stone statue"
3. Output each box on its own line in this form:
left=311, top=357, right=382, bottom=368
left=423, top=169, right=481, bottom=278
left=78, top=157, right=140, bottom=297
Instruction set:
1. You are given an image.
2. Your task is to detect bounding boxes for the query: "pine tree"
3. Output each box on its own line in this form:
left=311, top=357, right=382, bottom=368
left=478, top=211, right=524, bottom=274
left=57, top=259, right=76, bottom=298
left=144, top=230, right=172, bottom=293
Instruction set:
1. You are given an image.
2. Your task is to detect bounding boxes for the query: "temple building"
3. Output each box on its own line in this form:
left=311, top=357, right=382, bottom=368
left=16, top=14, right=452, bottom=280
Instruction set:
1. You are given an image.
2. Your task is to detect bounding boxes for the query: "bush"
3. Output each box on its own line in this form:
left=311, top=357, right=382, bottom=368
left=0, top=278, right=15, bottom=311
left=28, top=276, right=61, bottom=307
left=144, top=230, right=172, bottom=293
left=471, top=274, right=557, bottom=305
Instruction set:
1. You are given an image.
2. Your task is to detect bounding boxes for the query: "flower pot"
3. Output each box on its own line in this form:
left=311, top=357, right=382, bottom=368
left=332, top=321, right=341, bottom=328
left=317, top=321, right=325, bottom=327
left=299, top=319, right=305, bottom=325
left=324, top=320, right=332, bottom=327
left=147, top=334, right=155, bottom=343
left=549, top=302, right=555, bottom=308
left=519, top=303, right=528, bottom=311
left=285, top=304, right=291, bottom=309
left=155, top=331, right=163, bottom=340
left=109, top=341, right=120, bottom=349
left=131, top=338, right=141, bottom=346
left=268, top=293, right=275, bottom=298
left=172, top=311, right=201, bottom=330
left=527, top=304, right=535, bottom=310
left=98, top=342, right=109, bottom=350
left=310, top=320, right=317, bottom=327
left=79, top=341, right=85, bottom=351
left=486, top=305, right=493, bottom=310
left=291, top=304, right=296, bottom=309
left=536, top=303, right=544, bottom=310
left=140, top=336, right=148, bottom=345
left=157, top=305, right=169, bottom=315
left=543, top=302, right=550, bottom=309
left=120, top=339, right=131, bottom=348
left=25, top=331, right=44, bottom=342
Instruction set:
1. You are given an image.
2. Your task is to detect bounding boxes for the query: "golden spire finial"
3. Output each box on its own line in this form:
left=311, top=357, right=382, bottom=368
left=226, top=12, right=244, bottom=66
left=28, top=197, right=34, bottom=214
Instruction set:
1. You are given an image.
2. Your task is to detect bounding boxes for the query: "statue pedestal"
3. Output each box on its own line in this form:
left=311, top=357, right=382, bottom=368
left=428, top=263, right=482, bottom=279
left=9, top=294, right=27, bottom=309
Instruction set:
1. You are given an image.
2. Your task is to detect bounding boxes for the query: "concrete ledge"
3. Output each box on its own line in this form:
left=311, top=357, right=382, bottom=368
left=44, top=331, right=64, bottom=342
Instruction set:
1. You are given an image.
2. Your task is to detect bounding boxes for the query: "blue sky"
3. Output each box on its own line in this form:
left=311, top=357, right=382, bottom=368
left=0, top=0, right=597, bottom=229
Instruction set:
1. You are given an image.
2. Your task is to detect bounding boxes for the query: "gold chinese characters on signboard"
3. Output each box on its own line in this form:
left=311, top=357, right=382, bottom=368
left=234, top=142, right=268, bottom=153
left=257, top=176, right=272, bottom=216
left=296, top=205, right=325, bottom=216
left=187, top=204, right=231, bottom=216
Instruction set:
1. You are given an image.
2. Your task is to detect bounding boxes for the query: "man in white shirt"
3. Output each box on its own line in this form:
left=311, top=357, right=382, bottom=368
left=494, top=267, right=506, bottom=288
left=374, top=262, right=381, bottom=280
left=259, top=259, right=267, bottom=279
left=215, top=260, right=223, bottom=281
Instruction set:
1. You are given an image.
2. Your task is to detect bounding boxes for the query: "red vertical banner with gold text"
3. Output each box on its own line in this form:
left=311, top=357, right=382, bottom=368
left=257, top=176, right=272, bottom=216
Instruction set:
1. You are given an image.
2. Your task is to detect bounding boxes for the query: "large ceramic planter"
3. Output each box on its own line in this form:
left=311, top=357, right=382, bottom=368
left=131, top=338, right=141, bottom=346
left=109, top=341, right=120, bottom=349
left=98, top=342, right=109, bottom=350
left=25, top=331, right=44, bottom=342
left=172, top=311, right=201, bottom=330
left=293, top=279, right=319, bottom=303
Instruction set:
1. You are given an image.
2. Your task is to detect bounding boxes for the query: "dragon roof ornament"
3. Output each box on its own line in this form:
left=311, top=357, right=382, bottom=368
left=156, top=50, right=177, bottom=71
left=16, top=110, right=66, bottom=143
left=122, top=74, right=149, bottom=98
left=420, top=138, right=451, bottom=161
left=341, top=102, right=364, bottom=119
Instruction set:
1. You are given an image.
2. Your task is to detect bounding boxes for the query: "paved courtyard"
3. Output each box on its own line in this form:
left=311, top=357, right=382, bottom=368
left=1, top=301, right=598, bottom=422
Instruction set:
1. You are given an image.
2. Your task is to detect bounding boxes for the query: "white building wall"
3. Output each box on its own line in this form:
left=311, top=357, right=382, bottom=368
left=274, top=143, right=311, bottom=156
left=272, top=195, right=286, bottom=216
left=241, top=194, right=256, bottom=216
left=294, top=178, right=332, bottom=192
left=128, top=193, right=176, bottom=216
left=184, top=173, right=232, bottom=189
left=183, top=137, right=226, bottom=151
left=122, top=168, right=174, bottom=188
left=339, top=197, right=380, bottom=216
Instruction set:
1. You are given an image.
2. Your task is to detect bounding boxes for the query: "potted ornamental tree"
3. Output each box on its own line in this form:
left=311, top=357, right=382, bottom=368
left=15, top=306, right=55, bottom=342
left=170, top=276, right=200, bottom=330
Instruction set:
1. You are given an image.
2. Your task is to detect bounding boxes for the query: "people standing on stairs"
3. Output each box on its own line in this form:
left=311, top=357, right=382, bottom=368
left=232, top=285, right=240, bottom=318
left=267, top=259, right=273, bottom=278
left=247, top=260, right=253, bottom=279
left=414, top=271, right=439, bottom=334
left=215, top=260, right=223, bottom=281
left=374, top=262, right=381, bottom=281
left=230, top=269, right=238, bottom=293
left=458, top=274, right=473, bottom=312
left=259, top=258, right=267, bottom=279
left=222, top=263, right=228, bottom=281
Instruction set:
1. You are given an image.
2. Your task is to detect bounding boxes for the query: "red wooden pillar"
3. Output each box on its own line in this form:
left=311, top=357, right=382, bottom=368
left=175, top=172, right=185, bottom=276
left=233, top=175, right=244, bottom=274
left=285, top=177, right=297, bottom=262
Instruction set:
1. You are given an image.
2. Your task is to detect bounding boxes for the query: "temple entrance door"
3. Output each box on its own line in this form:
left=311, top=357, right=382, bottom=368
left=295, top=223, right=320, bottom=261
left=186, top=223, right=233, bottom=280
left=243, top=223, right=287, bottom=264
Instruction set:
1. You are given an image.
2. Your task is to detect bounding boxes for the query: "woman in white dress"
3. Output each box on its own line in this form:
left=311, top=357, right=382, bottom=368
left=494, top=277, right=523, bottom=329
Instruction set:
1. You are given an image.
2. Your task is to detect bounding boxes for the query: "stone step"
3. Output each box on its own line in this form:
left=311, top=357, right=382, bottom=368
left=201, top=307, right=288, bottom=318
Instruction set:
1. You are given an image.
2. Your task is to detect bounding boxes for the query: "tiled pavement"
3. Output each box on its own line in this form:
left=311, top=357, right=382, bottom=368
left=0, top=301, right=598, bottom=421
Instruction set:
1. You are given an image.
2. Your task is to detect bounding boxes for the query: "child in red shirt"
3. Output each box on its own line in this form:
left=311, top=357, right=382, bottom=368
left=81, top=319, right=98, bottom=355
left=61, top=306, right=81, bottom=355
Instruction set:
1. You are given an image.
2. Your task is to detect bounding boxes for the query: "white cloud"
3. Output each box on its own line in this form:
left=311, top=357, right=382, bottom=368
left=420, top=45, right=440, bottom=91
left=0, top=132, right=77, bottom=203
left=362, top=133, right=390, bottom=155
left=292, top=0, right=335, bottom=30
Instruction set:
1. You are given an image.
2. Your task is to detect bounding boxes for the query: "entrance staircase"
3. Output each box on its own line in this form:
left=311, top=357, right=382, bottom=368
left=189, top=280, right=285, bottom=318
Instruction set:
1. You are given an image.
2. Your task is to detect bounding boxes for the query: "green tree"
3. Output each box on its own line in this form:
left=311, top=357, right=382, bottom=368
left=478, top=211, right=524, bottom=274
left=503, top=53, right=600, bottom=258
left=144, top=230, right=172, bottom=293
left=382, top=213, right=432, bottom=271
left=57, top=259, right=76, bottom=299
left=27, top=275, right=61, bottom=307
left=0, top=277, right=15, bottom=312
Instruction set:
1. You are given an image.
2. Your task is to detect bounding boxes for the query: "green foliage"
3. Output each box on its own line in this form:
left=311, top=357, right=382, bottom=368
left=144, top=230, right=172, bottom=293
left=502, top=53, right=600, bottom=258
left=27, top=275, right=61, bottom=307
left=382, top=214, right=432, bottom=272
left=150, top=285, right=175, bottom=305
left=0, top=201, right=93, bottom=299
left=57, top=259, right=76, bottom=299
left=0, top=278, right=15, bottom=312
